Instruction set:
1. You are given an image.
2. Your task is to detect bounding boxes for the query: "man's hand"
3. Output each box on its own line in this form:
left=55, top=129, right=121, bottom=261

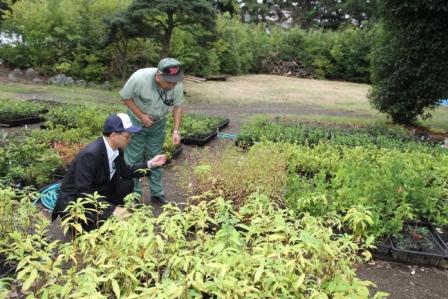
left=148, top=154, right=168, bottom=168
left=139, top=113, right=154, bottom=127
left=113, top=207, right=131, bottom=220
left=172, top=130, right=181, bottom=145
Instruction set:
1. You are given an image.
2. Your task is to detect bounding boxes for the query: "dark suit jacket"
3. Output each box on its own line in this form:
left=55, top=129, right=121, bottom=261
left=52, top=137, right=148, bottom=220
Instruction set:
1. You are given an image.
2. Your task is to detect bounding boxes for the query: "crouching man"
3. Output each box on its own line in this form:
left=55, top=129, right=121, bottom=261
left=52, top=113, right=167, bottom=232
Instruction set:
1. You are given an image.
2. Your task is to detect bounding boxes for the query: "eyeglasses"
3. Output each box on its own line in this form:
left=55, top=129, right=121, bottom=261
left=157, top=89, right=174, bottom=106
left=118, top=132, right=131, bottom=139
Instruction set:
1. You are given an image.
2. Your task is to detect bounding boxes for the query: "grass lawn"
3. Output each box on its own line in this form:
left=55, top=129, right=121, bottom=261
left=1, top=75, right=446, bottom=132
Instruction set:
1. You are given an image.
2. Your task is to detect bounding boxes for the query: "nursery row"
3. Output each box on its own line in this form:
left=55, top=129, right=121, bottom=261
left=236, top=117, right=444, bottom=153
left=0, top=185, right=388, bottom=298
left=0, top=99, right=228, bottom=187
left=180, top=141, right=448, bottom=266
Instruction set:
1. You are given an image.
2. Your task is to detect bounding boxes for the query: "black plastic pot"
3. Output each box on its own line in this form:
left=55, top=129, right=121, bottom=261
left=0, top=116, right=43, bottom=127
left=390, top=221, right=448, bottom=266
left=182, top=131, right=218, bottom=146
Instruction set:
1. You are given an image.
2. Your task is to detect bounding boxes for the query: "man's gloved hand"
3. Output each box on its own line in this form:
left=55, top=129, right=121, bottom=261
left=148, top=154, right=168, bottom=168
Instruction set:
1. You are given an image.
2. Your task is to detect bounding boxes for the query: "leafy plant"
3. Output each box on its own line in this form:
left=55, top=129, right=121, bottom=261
left=0, top=98, right=45, bottom=121
left=2, top=192, right=387, bottom=298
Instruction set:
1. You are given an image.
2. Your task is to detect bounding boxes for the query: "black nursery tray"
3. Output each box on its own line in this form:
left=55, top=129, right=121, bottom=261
left=390, top=221, right=448, bottom=267
left=0, top=116, right=43, bottom=127
left=170, top=144, right=184, bottom=161
left=182, top=131, right=218, bottom=146
left=217, top=118, right=230, bottom=130
left=372, top=237, right=393, bottom=260
left=434, top=225, right=448, bottom=252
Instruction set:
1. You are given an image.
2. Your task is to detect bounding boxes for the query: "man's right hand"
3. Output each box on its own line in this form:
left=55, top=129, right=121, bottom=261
left=140, top=113, right=154, bottom=127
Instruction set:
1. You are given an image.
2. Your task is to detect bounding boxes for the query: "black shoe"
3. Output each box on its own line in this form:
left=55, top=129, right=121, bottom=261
left=151, top=195, right=168, bottom=205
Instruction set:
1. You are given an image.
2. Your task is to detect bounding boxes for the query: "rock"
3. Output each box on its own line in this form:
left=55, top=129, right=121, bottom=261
left=101, top=81, right=111, bottom=90
left=8, top=68, right=23, bottom=81
left=48, top=74, right=67, bottom=85
left=87, top=82, right=97, bottom=88
left=65, top=77, right=74, bottom=85
left=75, top=80, right=87, bottom=87
left=25, top=68, right=38, bottom=80
left=32, top=78, right=44, bottom=84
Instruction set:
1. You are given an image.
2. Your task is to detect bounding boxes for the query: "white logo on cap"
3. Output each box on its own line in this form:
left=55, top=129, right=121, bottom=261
left=117, top=113, right=133, bottom=129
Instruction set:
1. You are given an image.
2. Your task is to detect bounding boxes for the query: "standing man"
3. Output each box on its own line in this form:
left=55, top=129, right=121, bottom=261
left=52, top=113, right=167, bottom=231
left=120, top=58, right=184, bottom=205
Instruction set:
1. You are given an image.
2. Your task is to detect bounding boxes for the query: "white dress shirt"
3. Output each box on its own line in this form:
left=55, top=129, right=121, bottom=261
left=103, top=137, right=119, bottom=180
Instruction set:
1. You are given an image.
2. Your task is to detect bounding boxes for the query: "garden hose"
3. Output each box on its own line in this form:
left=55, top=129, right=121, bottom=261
left=217, top=132, right=238, bottom=139
left=35, top=182, right=61, bottom=211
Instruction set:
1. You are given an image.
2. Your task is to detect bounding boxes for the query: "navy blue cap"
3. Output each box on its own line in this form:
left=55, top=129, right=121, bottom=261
left=103, top=113, right=141, bottom=134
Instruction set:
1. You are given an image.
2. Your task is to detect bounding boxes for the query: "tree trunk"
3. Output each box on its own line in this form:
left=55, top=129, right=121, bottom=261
left=160, top=12, right=174, bottom=59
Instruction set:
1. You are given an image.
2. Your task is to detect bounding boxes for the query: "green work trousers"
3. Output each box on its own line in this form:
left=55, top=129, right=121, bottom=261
left=124, top=118, right=166, bottom=197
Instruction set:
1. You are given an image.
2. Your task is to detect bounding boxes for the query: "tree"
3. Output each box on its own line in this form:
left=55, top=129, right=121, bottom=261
left=104, top=13, right=140, bottom=80
left=123, top=0, right=216, bottom=58
left=369, top=0, right=448, bottom=124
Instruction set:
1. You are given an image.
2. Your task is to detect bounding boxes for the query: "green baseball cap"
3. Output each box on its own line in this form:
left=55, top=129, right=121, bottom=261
left=157, top=58, right=184, bottom=83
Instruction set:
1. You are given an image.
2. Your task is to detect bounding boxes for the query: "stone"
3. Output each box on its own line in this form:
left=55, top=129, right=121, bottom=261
left=74, top=80, right=87, bottom=87
left=87, top=82, right=97, bottom=88
left=25, top=68, right=38, bottom=80
left=65, top=77, right=74, bottom=85
left=101, top=81, right=111, bottom=90
left=48, top=74, right=67, bottom=85
left=8, top=68, right=23, bottom=81
left=32, top=78, right=44, bottom=84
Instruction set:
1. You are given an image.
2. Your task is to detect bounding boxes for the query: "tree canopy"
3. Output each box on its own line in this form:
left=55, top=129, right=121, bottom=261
left=121, top=0, right=216, bottom=58
left=369, top=0, right=448, bottom=124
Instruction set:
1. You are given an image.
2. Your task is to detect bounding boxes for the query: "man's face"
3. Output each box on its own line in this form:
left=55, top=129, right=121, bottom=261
left=155, top=73, right=177, bottom=91
left=111, top=132, right=132, bottom=149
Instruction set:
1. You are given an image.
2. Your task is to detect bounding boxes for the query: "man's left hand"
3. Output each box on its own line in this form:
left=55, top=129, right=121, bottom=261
left=172, top=130, right=181, bottom=145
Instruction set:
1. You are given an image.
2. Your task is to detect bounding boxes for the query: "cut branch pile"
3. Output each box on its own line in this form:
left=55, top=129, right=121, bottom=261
left=271, top=60, right=313, bottom=78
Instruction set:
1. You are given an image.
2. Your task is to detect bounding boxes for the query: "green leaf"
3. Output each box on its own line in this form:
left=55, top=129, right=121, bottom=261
left=111, top=279, right=120, bottom=299
left=22, top=268, right=38, bottom=291
left=254, top=263, right=264, bottom=283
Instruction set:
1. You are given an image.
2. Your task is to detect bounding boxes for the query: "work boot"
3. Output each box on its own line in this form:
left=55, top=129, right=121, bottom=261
left=151, top=195, right=168, bottom=205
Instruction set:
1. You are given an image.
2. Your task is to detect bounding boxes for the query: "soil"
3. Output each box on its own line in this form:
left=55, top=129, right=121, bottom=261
left=2, top=76, right=448, bottom=298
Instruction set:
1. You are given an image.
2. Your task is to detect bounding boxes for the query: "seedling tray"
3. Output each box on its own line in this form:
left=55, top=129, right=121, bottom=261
left=0, top=116, right=42, bottom=127
left=390, top=221, right=448, bottom=266
left=217, top=118, right=230, bottom=130
left=171, top=144, right=184, bottom=160
left=182, top=131, right=218, bottom=146
left=434, top=225, right=448, bottom=253
left=372, top=237, right=393, bottom=260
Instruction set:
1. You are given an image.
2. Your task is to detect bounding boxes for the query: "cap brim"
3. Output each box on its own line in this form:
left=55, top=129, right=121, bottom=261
left=161, top=72, right=184, bottom=83
left=124, top=125, right=142, bottom=133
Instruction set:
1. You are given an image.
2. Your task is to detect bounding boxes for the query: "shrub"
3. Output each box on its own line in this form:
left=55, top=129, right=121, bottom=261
left=369, top=1, right=448, bottom=124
